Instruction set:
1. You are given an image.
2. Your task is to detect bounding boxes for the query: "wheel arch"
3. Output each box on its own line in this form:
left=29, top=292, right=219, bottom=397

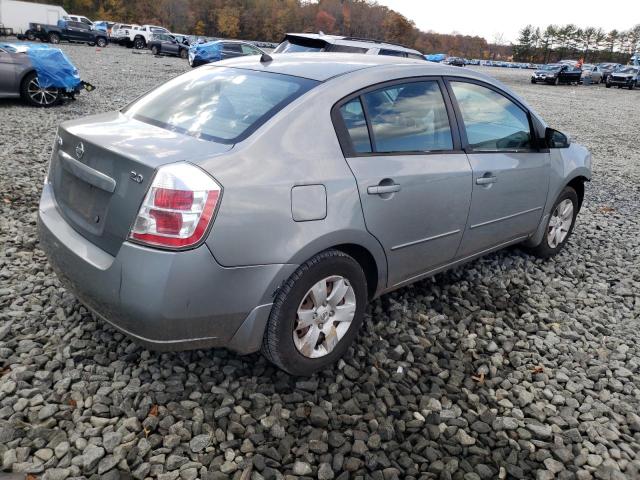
left=283, top=231, right=388, bottom=301
left=567, top=175, right=589, bottom=209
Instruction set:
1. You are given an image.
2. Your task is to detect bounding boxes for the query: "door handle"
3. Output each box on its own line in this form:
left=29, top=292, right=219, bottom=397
left=367, top=184, right=401, bottom=195
left=476, top=176, right=497, bottom=185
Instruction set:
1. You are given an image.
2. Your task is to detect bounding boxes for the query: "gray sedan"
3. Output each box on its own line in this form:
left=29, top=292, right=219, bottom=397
left=38, top=54, right=592, bottom=375
left=0, top=44, right=62, bottom=106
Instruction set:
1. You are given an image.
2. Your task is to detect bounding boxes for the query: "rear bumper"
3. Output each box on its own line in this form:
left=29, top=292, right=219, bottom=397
left=38, top=183, right=296, bottom=353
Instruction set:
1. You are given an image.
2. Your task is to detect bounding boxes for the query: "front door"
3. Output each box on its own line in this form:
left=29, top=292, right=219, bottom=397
left=162, top=36, right=179, bottom=55
left=447, top=80, right=549, bottom=257
left=0, top=50, right=16, bottom=96
left=334, top=79, right=473, bottom=287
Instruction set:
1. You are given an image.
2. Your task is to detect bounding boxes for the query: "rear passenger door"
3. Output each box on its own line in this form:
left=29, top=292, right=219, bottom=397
left=447, top=79, right=549, bottom=257
left=333, top=78, right=473, bottom=287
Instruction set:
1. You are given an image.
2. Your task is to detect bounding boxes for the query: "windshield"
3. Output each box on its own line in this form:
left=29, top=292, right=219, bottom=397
left=618, top=67, right=638, bottom=74
left=123, top=67, right=318, bottom=144
left=274, top=39, right=324, bottom=53
left=540, top=65, right=561, bottom=71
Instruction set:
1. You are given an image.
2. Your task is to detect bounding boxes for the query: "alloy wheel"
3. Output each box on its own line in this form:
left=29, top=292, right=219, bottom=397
left=27, top=77, right=58, bottom=106
left=293, top=275, right=356, bottom=358
left=547, top=199, right=574, bottom=248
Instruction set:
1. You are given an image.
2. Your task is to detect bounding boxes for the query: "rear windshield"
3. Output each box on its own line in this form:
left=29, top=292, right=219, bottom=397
left=123, top=67, right=318, bottom=144
left=274, top=38, right=325, bottom=53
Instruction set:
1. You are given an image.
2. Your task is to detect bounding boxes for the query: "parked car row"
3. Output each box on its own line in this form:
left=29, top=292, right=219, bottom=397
left=530, top=62, right=638, bottom=89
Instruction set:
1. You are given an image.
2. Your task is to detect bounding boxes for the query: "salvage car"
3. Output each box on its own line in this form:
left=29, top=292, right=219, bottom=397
left=38, top=54, right=592, bottom=375
left=274, top=33, right=425, bottom=59
left=148, top=33, right=189, bottom=59
left=580, top=64, right=602, bottom=84
left=606, top=66, right=639, bottom=89
left=188, top=40, right=263, bottom=67
left=531, top=64, right=581, bottom=85
left=29, top=19, right=108, bottom=47
left=598, top=62, right=622, bottom=83
left=0, top=43, right=89, bottom=106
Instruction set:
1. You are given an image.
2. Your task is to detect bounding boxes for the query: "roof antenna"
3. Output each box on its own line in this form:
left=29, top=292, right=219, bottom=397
left=260, top=52, right=273, bottom=63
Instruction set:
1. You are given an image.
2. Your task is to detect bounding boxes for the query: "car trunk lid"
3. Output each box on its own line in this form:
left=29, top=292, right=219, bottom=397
left=49, top=111, right=232, bottom=256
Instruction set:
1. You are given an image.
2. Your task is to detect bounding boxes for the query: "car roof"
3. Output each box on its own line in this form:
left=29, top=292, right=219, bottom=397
left=282, top=33, right=421, bottom=55
left=216, top=52, right=495, bottom=82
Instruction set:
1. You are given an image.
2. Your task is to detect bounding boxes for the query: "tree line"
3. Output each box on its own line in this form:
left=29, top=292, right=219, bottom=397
left=513, top=24, right=640, bottom=64
left=25, top=0, right=511, bottom=58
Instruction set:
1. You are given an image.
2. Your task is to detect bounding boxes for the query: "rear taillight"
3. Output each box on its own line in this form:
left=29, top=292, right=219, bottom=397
left=130, top=162, right=221, bottom=249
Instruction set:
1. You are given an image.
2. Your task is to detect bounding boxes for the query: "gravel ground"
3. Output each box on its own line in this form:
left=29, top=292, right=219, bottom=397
left=1, top=43, right=639, bottom=480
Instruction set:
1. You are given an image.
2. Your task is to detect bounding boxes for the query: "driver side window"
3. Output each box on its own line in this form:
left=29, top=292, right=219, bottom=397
left=450, top=81, right=532, bottom=151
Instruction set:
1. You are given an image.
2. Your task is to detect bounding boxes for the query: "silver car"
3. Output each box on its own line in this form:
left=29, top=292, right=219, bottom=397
left=38, top=54, right=592, bottom=375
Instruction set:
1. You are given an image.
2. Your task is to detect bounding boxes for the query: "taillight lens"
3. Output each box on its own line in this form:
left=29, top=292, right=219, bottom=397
left=129, top=162, right=221, bottom=249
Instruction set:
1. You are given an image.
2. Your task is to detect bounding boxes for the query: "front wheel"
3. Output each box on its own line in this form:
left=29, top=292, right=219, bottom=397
left=48, top=32, right=60, bottom=44
left=261, top=250, right=367, bottom=376
left=96, top=37, right=107, bottom=48
left=179, top=48, right=188, bottom=59
left=526, top=186, right=578, bottom=258
left=151, top=45, right=159, bottom=55
left=21, top=72, right=60, bottom=108
left=554, top=77, right=559, bottom=85
left=134, top=37, right=145, bottom=49
left=26, top=30, right=36, bottom=41
left=606, top=83, right=611, bottom=88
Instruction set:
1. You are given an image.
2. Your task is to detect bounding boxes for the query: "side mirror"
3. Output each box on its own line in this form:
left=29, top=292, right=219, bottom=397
left=545, top=128, right=571, bottom=148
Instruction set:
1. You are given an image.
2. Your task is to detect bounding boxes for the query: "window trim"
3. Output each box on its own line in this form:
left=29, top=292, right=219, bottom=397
left=331, top=76, right=462, bottom=158
left=444, top=76, right=543, bottom=154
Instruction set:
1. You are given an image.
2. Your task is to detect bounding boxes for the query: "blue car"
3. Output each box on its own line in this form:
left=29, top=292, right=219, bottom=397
left=188, top=40, right=264, bottom=68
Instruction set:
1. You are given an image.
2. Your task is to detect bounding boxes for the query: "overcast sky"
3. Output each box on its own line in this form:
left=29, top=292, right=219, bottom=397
left=375, top=0, right=640, bottom=43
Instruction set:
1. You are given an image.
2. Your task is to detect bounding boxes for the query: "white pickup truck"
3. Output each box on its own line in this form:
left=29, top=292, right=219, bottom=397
left=121, top=24, right=170, bottom=49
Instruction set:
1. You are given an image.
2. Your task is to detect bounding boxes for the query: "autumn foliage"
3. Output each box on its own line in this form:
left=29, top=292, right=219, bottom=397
left=27, top=0, right=510, bottom=57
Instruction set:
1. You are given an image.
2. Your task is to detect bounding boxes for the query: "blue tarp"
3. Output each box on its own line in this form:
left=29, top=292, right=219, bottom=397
left=0, top=43, right=81, bottom=91
left=425, top=53, right=447, bottom=62
left=188, top=41, right=222, bottom=65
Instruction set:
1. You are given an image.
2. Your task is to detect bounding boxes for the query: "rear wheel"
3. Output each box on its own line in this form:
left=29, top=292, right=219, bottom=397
left=21, top=72, right=60, bottom=108
left=261, top=250, right=367, bottom=376
left=48, top=32, right=60, bottom=44
left=96, top=37, right=107, bottom=48
left=151, top=45, right=159, bottom=55
left=526, top=186, right=578, bottom=258
left=134, top=37, right=145, bottom=49
left=26, top=30, right=35, bottom=41
left=629, top=81, right=635, bottom=90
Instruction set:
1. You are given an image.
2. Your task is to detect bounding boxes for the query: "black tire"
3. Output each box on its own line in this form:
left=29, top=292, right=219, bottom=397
left=48, top=32, right=60, bottom=44
left=151, top=45, right=159, bottom=55
left=261, top=250, right=368, bottom=376
left=20, top=71, right=60, bottom=108
left=179, top=48, right=188, bottom=59
left=531, top=79, right=536, bottom=84
left=96, top=37, right=107, bottom=48
left=629, top=82, right=635, bottom=90
left=606, top=83, right=611, bottom=88
left=26, top=30, right=35, bottom=41
left=526, top=186, right=579, bottom=259
left=554, top=77, right=559, bottom=86
left=134, top=37, right=145, bottom=49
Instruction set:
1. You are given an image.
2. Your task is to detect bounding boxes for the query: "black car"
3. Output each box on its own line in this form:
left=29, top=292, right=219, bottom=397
left=148, top=33, right=189, bottom=59
left=606, top=66, right=639, bottom=90
left=598, top=63, right=622, bottom=83
left=446, top=56, right=465, bottom=67
left=531, top=64, right=581, bottom=85
left=28, top=20, right=108, bottom=47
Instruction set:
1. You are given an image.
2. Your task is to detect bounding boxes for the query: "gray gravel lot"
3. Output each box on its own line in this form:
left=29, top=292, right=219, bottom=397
left=1, top=44, right=639, bottom=480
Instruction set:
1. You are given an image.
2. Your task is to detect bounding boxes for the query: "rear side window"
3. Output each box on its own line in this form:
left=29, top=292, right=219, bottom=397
left=379, top=49, right=407, bottom=57
left=327, top=44, right=368, bottom=54
left=362, top=81, right=453, bottom=152
left=224, top=43, right=242, bottom=53
left=451, top=82, right=531, bottom=151
left=339, top=98, right=371, bottom=153
left=241, top=44, right=261, bottom=55
left=124, top=67, right=318, bottom=144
